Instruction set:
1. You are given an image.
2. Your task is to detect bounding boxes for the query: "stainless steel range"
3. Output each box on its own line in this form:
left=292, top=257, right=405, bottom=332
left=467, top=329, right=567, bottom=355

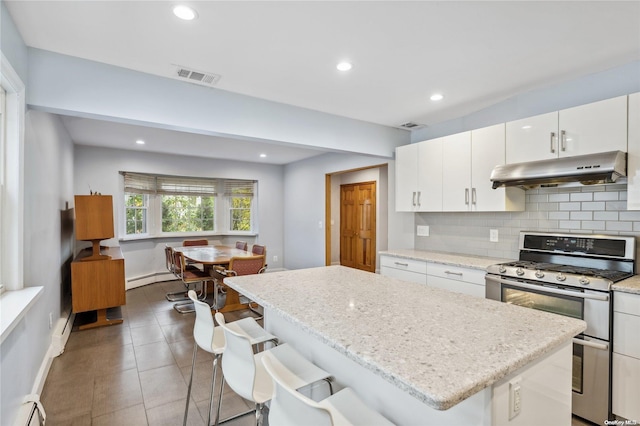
left=486, top=231, right=635, bottom=425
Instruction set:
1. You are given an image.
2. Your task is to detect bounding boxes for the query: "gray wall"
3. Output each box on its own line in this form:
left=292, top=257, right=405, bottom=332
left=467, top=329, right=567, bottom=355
left=1, top=110, right=74, bottom=426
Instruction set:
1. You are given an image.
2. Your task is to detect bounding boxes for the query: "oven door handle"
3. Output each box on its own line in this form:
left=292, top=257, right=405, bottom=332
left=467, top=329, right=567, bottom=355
left=572, top=338, right=609, bottom=351
left=485, top=275, right=610, bottom=301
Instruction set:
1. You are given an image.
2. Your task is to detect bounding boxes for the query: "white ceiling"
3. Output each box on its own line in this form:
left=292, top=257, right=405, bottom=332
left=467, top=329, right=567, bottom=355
left=6, top=1, right=640, bottom=164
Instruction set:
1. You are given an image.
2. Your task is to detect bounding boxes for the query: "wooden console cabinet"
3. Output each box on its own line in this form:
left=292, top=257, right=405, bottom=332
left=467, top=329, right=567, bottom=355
left=71, top=246, right=126, bottom=329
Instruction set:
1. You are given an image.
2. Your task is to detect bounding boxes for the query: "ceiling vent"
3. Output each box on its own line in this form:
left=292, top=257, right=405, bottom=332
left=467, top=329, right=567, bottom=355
left=171, top=64, right=221, bottom=86
left=398, top=122, right=425, bottom=130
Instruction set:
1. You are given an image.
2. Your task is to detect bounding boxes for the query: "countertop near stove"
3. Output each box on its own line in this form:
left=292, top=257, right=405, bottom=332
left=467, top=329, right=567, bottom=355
left=379, top=248, right=513, bottom=270
left=225, top=265, right=586, bottom=411
left=612, top=275, right=640, bottom=294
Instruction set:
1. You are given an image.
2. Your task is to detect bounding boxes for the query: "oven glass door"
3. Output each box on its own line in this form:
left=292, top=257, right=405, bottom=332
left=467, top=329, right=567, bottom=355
left=501, top=283, right=585, bottom=393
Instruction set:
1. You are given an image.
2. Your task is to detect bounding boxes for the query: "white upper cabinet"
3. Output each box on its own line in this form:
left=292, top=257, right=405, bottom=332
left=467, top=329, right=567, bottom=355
left=472, top=124, right=524, bottom=211
left=395, top=140, right=443, bottom=212
left=417, top=138, right=443, bottom=211
left=506, top=95, right=628, bottom=163
left=442, top=125, right=524, bottom=212
left=395, top=143, right=419, bottom=212
left=628, top=92, right=640, bottom=210
left=442, top=132, right=472, bottom=211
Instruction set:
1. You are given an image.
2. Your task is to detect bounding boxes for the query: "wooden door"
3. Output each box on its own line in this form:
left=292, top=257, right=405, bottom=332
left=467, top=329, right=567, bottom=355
left=340, top=182, right=376, bottom=272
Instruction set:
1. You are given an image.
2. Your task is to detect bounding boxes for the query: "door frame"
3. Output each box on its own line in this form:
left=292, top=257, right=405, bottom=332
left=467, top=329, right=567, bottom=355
left=324, top=164, right=387, bottom=267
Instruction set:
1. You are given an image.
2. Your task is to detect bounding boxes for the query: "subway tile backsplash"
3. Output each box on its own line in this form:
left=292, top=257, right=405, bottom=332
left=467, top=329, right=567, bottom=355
left=415, top=183, right=640, bottom=260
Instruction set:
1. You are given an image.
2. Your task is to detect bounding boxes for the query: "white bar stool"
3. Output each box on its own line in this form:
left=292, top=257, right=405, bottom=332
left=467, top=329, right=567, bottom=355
left=262, top=353, right=395, bottom=426
left=214, top=312, right=334, bottom=426
left=183, top=290, right=277, bottom=426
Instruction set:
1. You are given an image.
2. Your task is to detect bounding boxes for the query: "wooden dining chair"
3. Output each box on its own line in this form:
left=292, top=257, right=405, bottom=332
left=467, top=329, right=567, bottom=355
left=251, top=244, right=266, bottom=256
left=183, top=239, right=209, bottom=247
left=235, top=241, right=248, bottom=251
left=210, top=255, right=266, bottom=315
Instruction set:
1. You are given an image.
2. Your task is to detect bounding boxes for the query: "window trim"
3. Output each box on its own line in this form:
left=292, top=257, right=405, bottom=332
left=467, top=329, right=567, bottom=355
left=0, top=52, right=26, bottom=292
left=120, top=172, right=257, bottom=240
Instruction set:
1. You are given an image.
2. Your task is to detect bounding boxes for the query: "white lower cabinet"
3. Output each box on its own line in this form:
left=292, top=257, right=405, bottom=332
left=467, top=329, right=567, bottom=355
left=426, top=263, right=486, bottom=298
left=379, top=255, right=485, bottom=298
left=612, top=291, right=640, bottom=421
left=379, top=255, right=427, bottom=284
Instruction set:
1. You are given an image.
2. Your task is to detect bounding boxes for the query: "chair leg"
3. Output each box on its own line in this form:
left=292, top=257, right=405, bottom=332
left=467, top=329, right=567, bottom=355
left=183, top=342, right=198, bottom=426
left=207, top=354, right=221, bottom=426
left=174, top=301, right=195, bottom=314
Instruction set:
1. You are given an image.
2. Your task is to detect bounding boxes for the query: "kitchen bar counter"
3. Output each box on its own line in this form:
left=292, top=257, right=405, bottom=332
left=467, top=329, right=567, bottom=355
left=225, top=265, right=585, bottom=422
left=379, top=249, right=512, bottom=271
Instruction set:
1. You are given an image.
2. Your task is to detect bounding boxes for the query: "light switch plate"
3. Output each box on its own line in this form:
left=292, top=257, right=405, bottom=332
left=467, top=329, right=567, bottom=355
left=417, top=225, right=430, bottom=236
left=490, top=229, right=499, bottom=242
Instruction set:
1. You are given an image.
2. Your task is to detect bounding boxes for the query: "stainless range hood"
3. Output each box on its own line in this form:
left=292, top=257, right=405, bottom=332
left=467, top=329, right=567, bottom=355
left=490, top=150, right=627, bottom=189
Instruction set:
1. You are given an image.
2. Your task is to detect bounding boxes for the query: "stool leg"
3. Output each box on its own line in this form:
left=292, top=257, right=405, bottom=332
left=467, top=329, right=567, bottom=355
left=207, top=354, right=221, bottom=426
left=183, top=342, right=198, bottom=426
left=213, top=376, right=226, bottom=426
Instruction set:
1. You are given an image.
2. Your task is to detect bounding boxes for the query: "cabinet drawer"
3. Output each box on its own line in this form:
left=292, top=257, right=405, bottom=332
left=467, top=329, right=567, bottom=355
left=427, top=275, right=485, bottom=298
left=612, top=353, right=640, bottom=420
left=380, top=256, right=427, bottom=275
left=614, top=292, right=640, bottom=315
left=426, top=263, right=485, bottom=285
left=380, top=266, right=427, bottom=285
left=614, top=311, right=640, bottom=358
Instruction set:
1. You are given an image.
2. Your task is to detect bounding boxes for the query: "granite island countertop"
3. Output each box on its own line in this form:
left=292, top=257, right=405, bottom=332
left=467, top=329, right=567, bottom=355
left=225, top=265, right=586, bottom=411
left=379, top=249, right=513, bottom=270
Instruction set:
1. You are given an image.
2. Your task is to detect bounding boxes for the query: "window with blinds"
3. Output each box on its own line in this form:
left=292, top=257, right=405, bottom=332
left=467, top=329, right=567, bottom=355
left=121, top=172, right=256, bottom=236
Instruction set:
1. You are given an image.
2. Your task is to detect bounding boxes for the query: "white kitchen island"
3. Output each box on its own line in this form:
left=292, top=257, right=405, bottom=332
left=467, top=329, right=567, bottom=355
left=224, top=265, right=586, bottom=425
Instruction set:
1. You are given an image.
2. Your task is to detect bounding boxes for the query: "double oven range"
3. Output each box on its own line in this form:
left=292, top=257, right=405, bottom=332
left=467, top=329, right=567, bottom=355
left=486, top=231, right=635, bottom=425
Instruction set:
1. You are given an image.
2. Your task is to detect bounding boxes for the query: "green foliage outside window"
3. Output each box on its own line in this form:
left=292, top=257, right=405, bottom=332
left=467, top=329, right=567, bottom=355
left=230, top=195, right=251, bottom=231
left=162, top=195, right=215, bottom=232
left=125, top=193, right=147, bottom=234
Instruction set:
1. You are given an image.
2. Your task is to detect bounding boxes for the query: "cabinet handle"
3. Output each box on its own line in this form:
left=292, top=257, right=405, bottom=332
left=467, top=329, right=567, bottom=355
left=394, top=262, right=409, bottom=267
left=472, top=188, right=477, bottom=205
left=412, top=192, right=416, bottom=206
left=445, top=270, right=463, bottom=276
left=550, top=132, right=556, bottom=153
left=465, top=188, right=469, bottom=205
left=560, top=130, right=566, bottom=151
left=417, top=191, right=421, bottom=206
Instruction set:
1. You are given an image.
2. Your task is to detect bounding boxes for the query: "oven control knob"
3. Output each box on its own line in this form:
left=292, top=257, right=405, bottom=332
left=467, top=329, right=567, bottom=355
left=579, top=276, right=590, bottom=285
left=556, top=272, right=566, bottom=282
left=516, top=267, right=525, bottom=276
left=535, top=270, right=545, bottom=279
left=499, top=265, right=507, bottom=274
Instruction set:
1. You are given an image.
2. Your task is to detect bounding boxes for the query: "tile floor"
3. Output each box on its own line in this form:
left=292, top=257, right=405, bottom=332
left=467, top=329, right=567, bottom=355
left=41, top=280, right=259, bottom=426
left=41, top=280, right=598, bottom=426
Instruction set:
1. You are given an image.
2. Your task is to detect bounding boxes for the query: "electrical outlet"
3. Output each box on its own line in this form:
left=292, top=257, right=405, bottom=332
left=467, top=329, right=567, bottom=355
left=273, top=255, right=278, bottom=262
left=509, top=377, right=522, bottom=419
left=490, top=229, right=499, bottom=242
left=416, top=225, right=430, bottom=236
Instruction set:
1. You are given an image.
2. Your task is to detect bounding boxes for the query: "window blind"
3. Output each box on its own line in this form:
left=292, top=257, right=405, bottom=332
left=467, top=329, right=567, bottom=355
left=223, top=179, right=255, bottom=196
left=121, top=172, right=254, bottom=197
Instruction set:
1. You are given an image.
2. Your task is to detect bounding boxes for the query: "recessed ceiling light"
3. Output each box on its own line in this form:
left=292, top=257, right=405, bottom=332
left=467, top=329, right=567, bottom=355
left=173, top=5, right=198, bottom=20
left=259, top=153, right=267, bottom=158
left=521, top=125, right=532, bottom=130
left=136, top=139, right=145, bottom=145
left=430, top=93, right=444, bottom=101
left=336, top=62, right=353, bottom=72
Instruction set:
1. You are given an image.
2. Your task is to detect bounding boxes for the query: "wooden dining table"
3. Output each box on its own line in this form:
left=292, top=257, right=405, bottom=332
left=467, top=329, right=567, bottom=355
left=172, top=244, right=258, bottom=313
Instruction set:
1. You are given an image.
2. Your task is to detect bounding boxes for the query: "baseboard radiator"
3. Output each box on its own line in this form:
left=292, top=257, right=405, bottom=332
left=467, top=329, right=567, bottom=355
left=15, top=395, right=45, bottom=426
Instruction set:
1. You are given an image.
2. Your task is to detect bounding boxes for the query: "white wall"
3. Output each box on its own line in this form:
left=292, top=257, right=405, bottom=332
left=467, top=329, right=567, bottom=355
left=73, top=145, right=285, bottom=285
left=1, top=110, right=74, bottom=426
